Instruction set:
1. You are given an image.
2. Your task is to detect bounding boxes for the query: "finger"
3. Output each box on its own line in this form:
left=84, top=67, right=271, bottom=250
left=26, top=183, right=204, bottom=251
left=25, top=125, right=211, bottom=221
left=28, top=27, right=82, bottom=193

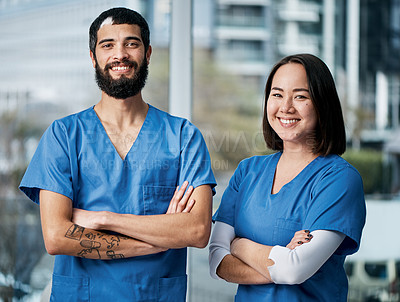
left=171, top=182, right=188, bottom=213
left=174, top=181, right=189, bottom=202
left=178, top=181, right=189, bottom=195
left=182, top=199, right=195, bottom=213
left=166, top=186, right=180, bottom=214
left=297, top=232, right=313, bottom=242
left=176, top=186, right=194, bottom=212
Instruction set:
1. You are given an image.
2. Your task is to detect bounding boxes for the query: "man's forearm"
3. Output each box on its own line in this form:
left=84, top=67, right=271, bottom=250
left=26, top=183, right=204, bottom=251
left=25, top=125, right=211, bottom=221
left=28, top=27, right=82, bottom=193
left=39, top=190, right=165, bottom=259
left=45, top=222, right=165, bottom=259
left=104, top=211, right=210, bottom=249
left=75, top=185, right=213, bottom=249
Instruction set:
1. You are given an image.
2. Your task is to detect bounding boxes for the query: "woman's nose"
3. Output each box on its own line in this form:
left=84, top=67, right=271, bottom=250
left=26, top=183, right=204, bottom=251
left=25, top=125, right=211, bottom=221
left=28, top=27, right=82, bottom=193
left=279, top=98, right=295, bottom=113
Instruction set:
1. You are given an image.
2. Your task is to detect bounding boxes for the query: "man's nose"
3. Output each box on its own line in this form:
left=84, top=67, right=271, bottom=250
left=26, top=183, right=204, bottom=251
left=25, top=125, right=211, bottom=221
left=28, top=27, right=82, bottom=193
left=113, top=45, right=129, bottom=61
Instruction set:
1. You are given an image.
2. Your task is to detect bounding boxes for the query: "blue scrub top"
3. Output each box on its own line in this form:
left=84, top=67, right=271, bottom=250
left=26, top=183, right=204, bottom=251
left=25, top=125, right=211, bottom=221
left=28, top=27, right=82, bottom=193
left=20, top=105, right=216, bottom=302
left=213, top=153, right=366, bottom=302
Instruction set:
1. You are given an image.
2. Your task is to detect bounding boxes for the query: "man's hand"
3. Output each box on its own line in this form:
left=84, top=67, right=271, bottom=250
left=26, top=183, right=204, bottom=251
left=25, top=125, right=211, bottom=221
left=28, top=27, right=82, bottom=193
left=166, top=181, right=195, bottom=214
left=72, top=208, right=105, bottom=230
left=72, top=181, right=196, bottom=229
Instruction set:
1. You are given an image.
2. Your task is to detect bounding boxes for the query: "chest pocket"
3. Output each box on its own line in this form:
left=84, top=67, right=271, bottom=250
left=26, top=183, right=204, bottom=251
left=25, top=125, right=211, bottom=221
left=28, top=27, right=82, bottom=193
left=143, top=186, right=176, bottom=215
left=273, top=218, right=302, bottom=246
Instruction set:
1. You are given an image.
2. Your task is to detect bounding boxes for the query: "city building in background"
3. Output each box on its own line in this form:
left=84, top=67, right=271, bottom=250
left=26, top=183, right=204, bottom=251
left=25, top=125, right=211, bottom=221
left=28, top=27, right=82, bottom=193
left=2, top=0, right=399, bottom=144
left=1, top=0, right=400, bottom=300
left=213, top=0, right=273, bottom=81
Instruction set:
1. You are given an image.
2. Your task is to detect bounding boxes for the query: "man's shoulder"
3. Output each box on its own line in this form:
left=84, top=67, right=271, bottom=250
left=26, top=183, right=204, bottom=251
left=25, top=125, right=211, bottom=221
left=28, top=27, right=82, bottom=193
left=52, top=107, right=93, bottom=128
left=149, top=104, right=196, bottom=131
left=149, top=104, right=186, bottom=121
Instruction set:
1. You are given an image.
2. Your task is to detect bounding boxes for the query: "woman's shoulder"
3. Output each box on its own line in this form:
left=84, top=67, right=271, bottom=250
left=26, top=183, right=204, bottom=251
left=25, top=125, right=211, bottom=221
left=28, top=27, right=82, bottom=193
left=315, top=154, right=363, bottom=184
left=238, top=152, right=280, bottom=171
left=319, top=154, right=360, bottom=173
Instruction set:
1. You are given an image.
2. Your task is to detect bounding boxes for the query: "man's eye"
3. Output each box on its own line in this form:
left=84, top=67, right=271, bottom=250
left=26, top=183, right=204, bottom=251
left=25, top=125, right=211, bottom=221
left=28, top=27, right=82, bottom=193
left=126, top=42, right=139, bottom=47
left=102, top=44, right=112, bottom=48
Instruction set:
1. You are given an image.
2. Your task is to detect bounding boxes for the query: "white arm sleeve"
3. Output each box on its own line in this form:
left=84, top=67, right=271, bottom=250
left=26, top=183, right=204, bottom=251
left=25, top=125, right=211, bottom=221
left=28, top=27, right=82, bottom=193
left=268, top=230, right=346, bottom=284
left=208, top=221, right=235, bottom=280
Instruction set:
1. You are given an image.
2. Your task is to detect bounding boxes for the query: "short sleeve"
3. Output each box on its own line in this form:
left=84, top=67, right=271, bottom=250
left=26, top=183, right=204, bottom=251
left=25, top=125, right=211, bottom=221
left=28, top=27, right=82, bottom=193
left=178, top=121, right=216, bottom=193
left=212, top=161, right=244, bottom=227
left=19, top=120, right=73, bottom=204
left=304, top=164, right=366, bottom=255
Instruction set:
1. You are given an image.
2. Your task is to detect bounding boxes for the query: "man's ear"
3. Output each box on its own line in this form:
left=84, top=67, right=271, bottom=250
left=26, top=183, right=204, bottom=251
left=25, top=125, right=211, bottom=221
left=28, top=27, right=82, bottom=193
left=146, top=45, right=152, bottom=65
left=90, top=51, right=96, bottom=68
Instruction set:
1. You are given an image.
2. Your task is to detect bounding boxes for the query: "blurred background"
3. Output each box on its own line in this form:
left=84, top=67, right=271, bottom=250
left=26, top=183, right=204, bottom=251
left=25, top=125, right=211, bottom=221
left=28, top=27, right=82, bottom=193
left=0, top=0, right=399, bottom=301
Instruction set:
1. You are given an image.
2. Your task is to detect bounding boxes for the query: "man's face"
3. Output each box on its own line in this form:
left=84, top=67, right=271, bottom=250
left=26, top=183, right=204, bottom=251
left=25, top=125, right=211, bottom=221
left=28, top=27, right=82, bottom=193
left=91, top=23, right=151, bottom=99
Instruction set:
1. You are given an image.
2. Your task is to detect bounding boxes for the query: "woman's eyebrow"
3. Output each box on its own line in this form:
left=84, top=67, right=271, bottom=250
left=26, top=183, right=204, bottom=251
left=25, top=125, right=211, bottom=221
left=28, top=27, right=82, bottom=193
left=293, top=88, right=309, bottom=92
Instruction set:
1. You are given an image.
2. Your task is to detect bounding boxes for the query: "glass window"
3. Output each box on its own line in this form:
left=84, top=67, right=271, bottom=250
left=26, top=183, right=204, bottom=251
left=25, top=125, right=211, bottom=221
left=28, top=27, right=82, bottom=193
left=364, top=262, right=388, bottom=279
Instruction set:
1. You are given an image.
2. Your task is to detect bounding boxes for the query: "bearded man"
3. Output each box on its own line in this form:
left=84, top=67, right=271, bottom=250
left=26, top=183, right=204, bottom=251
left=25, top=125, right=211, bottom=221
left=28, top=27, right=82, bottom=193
left=20, top=7, right=216, bottom=301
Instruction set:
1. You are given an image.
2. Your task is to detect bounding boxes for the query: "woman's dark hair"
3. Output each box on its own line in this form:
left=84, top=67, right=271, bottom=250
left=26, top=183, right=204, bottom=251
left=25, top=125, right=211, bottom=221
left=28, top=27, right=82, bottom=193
left=89, top=7, right=150, bottom=58
left=262, top=53, right=346, bottom=155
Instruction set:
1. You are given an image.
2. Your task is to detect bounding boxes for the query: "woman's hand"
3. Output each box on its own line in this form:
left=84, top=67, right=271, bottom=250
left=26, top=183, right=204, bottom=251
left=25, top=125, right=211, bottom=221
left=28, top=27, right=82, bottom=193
left=166, top=181, right=195, bottom=214
left=286, top=230, right=313, bottom=250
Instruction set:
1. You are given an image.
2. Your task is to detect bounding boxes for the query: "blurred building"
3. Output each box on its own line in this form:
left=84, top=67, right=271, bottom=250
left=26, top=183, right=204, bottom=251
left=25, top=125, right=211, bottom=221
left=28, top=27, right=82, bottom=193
left=0, top=0, right=147, bottom=119
left=212, top=0, right=400, bottom=145
left=213, top=0, right=273, bottom=82
left=0, top=0, right=399, bottom=192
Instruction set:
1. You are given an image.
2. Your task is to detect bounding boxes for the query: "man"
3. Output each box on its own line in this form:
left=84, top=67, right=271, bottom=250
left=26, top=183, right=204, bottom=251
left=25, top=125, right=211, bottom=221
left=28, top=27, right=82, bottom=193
left=20, top=7, right=216, bottom=301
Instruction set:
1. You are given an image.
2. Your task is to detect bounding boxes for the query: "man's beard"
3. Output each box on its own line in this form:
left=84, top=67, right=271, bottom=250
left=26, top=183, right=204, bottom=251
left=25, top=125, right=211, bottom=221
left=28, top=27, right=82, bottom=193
left=94, top=57, right=148, bottom=99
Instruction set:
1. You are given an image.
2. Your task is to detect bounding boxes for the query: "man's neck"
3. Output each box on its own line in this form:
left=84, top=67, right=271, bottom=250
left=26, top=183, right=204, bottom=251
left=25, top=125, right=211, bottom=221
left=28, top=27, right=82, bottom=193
left=94, top=92, right=148, bottom=130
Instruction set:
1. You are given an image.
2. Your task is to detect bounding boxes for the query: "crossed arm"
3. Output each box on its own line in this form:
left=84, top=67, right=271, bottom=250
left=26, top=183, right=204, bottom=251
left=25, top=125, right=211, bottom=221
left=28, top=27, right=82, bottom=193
left=210, top=222, right=345, bottom=285
left=40, top=182, right=212, bottom=260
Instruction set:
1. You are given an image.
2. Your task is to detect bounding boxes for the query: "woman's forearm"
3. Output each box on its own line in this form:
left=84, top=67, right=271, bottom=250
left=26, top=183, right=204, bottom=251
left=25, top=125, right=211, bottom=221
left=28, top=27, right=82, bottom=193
left=230, top=238, right=275, bottom=280
left=217, top=254, right=273, bottom=284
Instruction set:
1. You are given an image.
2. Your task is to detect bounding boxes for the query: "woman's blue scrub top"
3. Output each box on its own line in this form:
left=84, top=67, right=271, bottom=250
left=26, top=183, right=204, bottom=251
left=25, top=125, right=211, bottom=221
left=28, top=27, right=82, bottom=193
left=213, top=153, right=366, bottom=302
left=20, top=105, right=216, bottom=302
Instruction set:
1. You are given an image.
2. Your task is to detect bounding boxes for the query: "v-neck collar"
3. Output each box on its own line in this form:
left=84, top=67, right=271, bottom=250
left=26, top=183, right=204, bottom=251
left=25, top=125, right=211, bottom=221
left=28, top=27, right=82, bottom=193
left=269, top=152, right=320, bottom=196
left=90, top=104, right=152, bottom=162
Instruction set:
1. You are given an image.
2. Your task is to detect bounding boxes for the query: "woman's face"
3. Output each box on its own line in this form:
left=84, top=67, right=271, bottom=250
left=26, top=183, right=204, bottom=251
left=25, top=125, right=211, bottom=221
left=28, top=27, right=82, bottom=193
left=267, top=63, right=318, bottom=151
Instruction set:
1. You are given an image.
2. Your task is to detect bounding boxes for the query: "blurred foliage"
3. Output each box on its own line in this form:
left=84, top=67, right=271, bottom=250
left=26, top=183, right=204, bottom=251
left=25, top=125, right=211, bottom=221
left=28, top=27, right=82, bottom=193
left=192, top=50, right=269, bottom=171
left=343, top=148, right=389, bottom=195
left=142, top=48, right=170, bottom=111
left=0, top=110, right=44, bottom=195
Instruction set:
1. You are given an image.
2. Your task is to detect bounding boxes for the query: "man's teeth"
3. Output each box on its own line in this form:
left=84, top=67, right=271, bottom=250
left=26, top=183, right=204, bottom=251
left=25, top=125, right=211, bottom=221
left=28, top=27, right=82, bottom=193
left=112, top=66, right=130, bottom=71
left=280, top=119, right=298, bottom=124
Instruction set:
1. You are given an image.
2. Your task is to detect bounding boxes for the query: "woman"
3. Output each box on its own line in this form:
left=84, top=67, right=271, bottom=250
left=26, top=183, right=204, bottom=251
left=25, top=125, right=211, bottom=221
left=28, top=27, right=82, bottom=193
left=209, top=54, right=366, bottom=301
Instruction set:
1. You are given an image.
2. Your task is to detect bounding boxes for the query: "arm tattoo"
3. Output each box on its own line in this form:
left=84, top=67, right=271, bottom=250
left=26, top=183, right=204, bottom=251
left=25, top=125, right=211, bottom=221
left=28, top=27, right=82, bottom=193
left=65, top=225, right=127, bottom=259
left=65, top=224, right=84, bottom=240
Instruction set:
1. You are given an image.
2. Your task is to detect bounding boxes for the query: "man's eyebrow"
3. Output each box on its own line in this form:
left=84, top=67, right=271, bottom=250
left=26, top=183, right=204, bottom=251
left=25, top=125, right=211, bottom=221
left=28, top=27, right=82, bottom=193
left=125, top=36, right=142, bottom=42
left=98, top=36, right=142, bottom=45
left=98, top=38, right=114, bottom=45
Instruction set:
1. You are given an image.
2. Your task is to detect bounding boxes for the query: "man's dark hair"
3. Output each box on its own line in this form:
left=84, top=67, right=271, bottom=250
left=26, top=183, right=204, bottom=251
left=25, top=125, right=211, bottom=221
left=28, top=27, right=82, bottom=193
left=89, top=7, right=150, bottom=57
left=262, top=53, right=346, bottom=156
